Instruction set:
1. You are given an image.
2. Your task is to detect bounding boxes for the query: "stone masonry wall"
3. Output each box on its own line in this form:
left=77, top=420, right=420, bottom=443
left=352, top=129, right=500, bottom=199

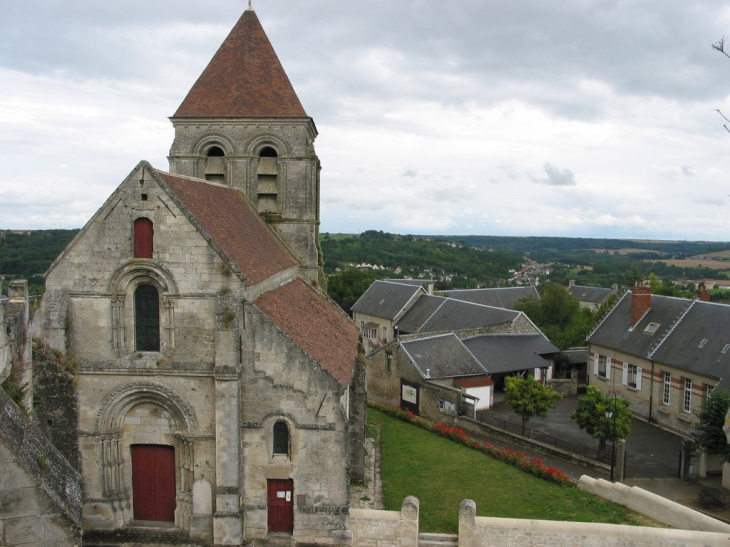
left=349, top=497, right=418, bottom=547
left=0, top=387, right=82, bottom=546
left=457, top=498, right=730, bottom=547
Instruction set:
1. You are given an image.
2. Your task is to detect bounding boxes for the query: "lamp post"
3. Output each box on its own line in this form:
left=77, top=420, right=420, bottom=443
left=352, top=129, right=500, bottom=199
left=605, top=391, right=618, bottom=482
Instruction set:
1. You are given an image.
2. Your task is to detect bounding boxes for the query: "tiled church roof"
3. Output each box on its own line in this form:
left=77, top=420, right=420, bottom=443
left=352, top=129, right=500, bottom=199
left=157, top=169, right=297, bottom=285
left=254, top=279, right=359, bottom=385
left=173, top=9, right=307, bottom=119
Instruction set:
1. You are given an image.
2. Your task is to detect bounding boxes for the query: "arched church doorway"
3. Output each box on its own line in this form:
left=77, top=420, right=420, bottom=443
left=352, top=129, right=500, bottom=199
left=131, top=444, right=176, bottom=522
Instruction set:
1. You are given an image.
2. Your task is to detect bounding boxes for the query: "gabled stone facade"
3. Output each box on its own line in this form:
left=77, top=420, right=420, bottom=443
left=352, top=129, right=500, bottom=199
left=37, top=7, right=363, bottom=545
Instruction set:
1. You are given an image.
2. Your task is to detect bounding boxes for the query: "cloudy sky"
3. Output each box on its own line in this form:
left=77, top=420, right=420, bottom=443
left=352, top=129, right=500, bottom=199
left=2, top=1, right=730, bottom=241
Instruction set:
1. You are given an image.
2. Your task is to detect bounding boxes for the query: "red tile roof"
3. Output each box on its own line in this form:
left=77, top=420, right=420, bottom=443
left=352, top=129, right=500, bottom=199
left=254, top=279, right=359, bottom=385
left=174, top=9, right=307, bottom=119
left=156, top=170, right=297, bottom=285
left=456, top=376, right=494, bottom=388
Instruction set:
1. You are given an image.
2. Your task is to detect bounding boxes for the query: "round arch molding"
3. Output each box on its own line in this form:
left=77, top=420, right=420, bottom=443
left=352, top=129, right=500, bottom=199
left=192, top=134, right=236, bottom=157
left=93, top=381, right=197, bottom=434
left=107, top=261, right=179, bottom=296
left=246, top=134, right=291, bottom=158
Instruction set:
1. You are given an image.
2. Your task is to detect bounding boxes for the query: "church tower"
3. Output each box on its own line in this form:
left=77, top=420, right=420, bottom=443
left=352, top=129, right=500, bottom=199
left=168, top=6, right=324, bottom=286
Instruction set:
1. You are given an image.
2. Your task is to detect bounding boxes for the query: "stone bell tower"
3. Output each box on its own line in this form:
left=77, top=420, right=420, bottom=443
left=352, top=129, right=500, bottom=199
left=168, top=6, right=324, bottom=286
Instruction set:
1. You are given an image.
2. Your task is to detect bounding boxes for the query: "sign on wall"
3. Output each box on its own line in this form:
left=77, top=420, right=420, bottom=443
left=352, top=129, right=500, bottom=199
left=439, top=399, right=456, bottom=416
left=402, top=384, right=418, bottom=405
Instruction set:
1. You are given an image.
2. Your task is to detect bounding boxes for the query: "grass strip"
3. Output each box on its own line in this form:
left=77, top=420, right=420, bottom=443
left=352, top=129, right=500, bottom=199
left=369, top=407, right=652, bottom=534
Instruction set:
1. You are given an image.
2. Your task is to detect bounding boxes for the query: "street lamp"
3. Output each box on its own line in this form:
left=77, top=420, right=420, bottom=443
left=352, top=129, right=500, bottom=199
left=604, top=391, right=618, bottom=482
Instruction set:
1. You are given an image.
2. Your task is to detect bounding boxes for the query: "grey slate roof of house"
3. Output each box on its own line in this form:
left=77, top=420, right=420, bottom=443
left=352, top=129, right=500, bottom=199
left=649, top=301, right=730, bottom=385
left=568, top=285, right=612, bottom=304
left=562, top=347, right=588, bottom=365
left=462, top=334, right=559, bottom=375
left=351, top=281, right=423, bottom=321
left=395, top=296, right=519, bottom=334
left=443, top=287, right=539, bottom=309
left=400, top=334, right=486, bottom=379
left=387, top=279, right=434, bottom=287
left=587, top=292, right=691, bottom=360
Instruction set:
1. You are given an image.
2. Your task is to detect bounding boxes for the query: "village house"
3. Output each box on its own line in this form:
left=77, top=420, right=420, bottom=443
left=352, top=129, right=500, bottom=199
left=568, top=280, right=619, bottom=310
left=587, top=284, right=730, bottom=439
left=36, top=6, right=363, bottom=545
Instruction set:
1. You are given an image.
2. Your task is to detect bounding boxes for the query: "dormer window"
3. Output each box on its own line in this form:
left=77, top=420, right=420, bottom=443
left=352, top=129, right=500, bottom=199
left=644, top=322, right=660, bottom=335
left=698, top=339, right=708, bottom=348
left=722, top=344, right=730, bottom=354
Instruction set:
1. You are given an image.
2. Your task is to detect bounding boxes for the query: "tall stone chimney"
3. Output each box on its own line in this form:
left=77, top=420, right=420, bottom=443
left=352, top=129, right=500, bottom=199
left=630, top=284, right=651, bottom=326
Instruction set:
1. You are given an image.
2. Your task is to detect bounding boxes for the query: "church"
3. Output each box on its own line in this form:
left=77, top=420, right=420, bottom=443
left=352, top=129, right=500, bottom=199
left=38, top=5, right=363, bottom=545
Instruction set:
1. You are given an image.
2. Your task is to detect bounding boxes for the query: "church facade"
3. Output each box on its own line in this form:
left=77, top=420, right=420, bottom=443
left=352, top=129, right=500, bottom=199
left=39, top=7, right=362, bottom=545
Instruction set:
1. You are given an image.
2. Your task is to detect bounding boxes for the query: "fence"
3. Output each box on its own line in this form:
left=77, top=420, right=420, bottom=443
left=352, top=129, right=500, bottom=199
left=474, top=410, right=615, bottom=466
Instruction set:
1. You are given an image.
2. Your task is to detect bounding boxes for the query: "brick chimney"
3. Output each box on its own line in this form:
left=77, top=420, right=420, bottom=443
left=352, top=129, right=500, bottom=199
left=630, top=284, right=651, bottom=326
left=698, top=282, right=710, bottom=302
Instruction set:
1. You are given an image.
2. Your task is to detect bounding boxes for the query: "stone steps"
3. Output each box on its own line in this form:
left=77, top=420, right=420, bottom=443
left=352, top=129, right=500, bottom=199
left=418, top=532, right=459, bottom=547
left=82, top=525, right=209, bottom=546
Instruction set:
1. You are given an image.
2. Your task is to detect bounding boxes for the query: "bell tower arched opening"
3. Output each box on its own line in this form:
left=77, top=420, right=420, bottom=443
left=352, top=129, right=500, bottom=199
left=204, top=145, right=226, bottom=184
left=257, top=145, right=279, bottom=213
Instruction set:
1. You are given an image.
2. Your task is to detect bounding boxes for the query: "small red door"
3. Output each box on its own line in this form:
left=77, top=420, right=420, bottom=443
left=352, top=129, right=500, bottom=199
left=267, top=479, right=294, bottom=533
left=131, top=444, right=176, bottom=522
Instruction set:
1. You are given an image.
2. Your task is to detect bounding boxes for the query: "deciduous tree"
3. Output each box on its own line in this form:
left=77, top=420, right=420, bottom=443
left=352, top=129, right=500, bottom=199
left=694, top=388, right=730, bottom=461
left=503, top=375, right=562, bottom=434
left=571, top=386, right=632, bottom=456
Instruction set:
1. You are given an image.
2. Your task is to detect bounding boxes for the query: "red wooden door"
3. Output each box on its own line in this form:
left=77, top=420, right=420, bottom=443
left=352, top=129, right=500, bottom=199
left=267, top=479, right=293, bottom=533
left=131, top=445, right=176, bottom=522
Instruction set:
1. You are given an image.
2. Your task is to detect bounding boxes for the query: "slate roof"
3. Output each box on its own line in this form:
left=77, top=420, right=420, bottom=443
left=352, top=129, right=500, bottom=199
left=254, top=279, right=359, bottom=385
left=173, top=9, right=307, bottom=119
left=587, top=292, right=692, bottom=360
left=649, top=301, right=730, bottom=384
left=396, top=296, right=519, bottom=334
left=444, top=287, right=539, bottom=309
left=562, top=347, right=588, bottom=365
left=351, top=281, right=424, bottom=321
left=462, top=334, right=558, bottom=375
left=400, top=334, right=486, bottom=379
left=568, top=284, right=613, bottom=304
left=394, top=295, right=445, bottom=334
left=156, top=168, right=297, bottom=285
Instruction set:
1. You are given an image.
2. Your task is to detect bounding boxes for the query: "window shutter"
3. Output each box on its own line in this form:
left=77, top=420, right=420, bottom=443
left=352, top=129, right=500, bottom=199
left=535, top=368, right=541, bottom=381
left=593, top=353, right=599, bottom=376
left=547, top=365, right=553, bottom=380
left=134, top=218, right=154, bottom=258
left=606, top=357, right=612, bottom=380
left=622, top=363, right=628, bottom=386
left=636, top=367, right=642, bottom=391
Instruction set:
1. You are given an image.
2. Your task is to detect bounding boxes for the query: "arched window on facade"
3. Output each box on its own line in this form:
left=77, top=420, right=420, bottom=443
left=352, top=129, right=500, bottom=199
left=273, top=421, right=289, bottom=456
left=135, top=284, right=160, bottom=351
left=134, top=218, right=154, bottom=258
left=205, top=146, right=226, bottom=184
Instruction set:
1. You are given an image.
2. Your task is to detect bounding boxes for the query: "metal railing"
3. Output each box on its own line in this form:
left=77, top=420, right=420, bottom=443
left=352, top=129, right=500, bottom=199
left=474, top=410, right=615, bottom=466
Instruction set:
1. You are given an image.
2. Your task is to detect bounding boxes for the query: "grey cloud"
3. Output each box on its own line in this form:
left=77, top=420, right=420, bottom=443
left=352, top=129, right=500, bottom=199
left=541, top=164, right=577, bottom=186
left=401, top=168, right=418, bottom=178
left=682, top=166, right=697, bottom=176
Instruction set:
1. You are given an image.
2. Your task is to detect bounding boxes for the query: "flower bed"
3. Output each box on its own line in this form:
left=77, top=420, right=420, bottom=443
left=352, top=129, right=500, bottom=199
left=368, top=402, right=573, bottom=487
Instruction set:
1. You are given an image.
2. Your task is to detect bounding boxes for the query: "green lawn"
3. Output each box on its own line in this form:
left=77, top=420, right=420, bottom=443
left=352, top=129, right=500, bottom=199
left=369, top=408, right=652, bottom=534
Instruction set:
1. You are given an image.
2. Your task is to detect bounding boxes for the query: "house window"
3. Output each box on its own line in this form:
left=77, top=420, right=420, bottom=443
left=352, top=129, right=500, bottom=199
left=382, top=326, right=388, bottom=341
left=628, top=365, right=639, bottom=389
left=662, top=372, right=671, bottom=405
left=362, top=327, right=377, bottom=339
left=598, top=356, right=607, bottom=378
left=622, top=363, right=641, bottom=390
left=273, top=421, right=289, bottom=456
left=134, top=218, right=154, bottom=258
left=135, top=284, right=160, bottom=351
left=683, top=378, right=692, bottom=413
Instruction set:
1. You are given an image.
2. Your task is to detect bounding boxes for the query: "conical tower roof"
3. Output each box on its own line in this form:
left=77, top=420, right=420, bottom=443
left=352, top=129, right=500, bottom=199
left=173, top=8, right=307, bottom=119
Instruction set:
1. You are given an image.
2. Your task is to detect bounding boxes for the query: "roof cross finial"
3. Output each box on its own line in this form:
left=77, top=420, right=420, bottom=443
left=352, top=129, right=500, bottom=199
left=247, top=0, right=253, bottom=10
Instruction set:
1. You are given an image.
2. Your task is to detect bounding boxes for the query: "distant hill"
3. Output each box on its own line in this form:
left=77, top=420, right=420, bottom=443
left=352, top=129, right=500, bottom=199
left=0, top=229, right=80, bottom=277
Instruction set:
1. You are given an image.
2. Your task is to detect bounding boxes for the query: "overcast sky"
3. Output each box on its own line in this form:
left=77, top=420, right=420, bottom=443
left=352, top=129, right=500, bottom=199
left=2, top=1, right=730, bottom=241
